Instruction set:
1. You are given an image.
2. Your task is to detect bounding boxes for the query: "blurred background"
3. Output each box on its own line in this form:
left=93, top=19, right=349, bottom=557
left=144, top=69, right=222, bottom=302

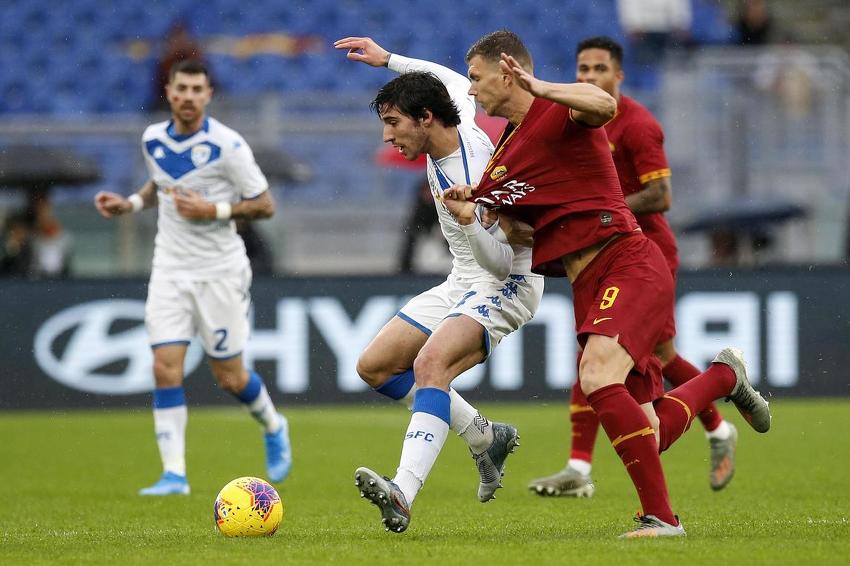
left=2, top=0, right=849, bottom=279
left=2, top=0, right=850, bottom=408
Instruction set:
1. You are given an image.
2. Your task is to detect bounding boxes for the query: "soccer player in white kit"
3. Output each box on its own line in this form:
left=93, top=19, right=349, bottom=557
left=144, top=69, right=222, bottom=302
left=334, top=37, right=544, bottom=533
left=94, top=60, right=292, bottom=496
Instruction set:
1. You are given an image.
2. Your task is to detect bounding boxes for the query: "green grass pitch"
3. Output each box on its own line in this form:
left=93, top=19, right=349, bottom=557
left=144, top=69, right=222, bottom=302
left=2, top=399, right=849, bottom=565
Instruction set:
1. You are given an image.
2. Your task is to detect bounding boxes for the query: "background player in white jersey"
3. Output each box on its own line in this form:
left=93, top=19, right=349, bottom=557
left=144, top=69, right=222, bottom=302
left=93, top=60, right=291, bottom=496
left=334, top=37, right=544, bottom=533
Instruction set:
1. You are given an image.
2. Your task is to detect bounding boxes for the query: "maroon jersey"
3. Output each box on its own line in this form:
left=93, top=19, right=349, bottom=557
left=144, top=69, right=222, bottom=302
left=605, top=94, right=678, bottom=272
left=473, top=97, right=638, bottom=277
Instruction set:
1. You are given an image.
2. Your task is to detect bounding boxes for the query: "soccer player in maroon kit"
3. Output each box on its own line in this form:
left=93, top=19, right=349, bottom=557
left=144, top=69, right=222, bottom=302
left=528, top=37, right=738, bottom=498
left=450, top=30, right=771, bottom=538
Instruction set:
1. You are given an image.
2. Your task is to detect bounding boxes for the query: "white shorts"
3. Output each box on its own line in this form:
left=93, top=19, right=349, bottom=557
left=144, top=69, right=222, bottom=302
left=398, top=273, right=544, bottom=356
left=145, top=270, right=252, bottom=359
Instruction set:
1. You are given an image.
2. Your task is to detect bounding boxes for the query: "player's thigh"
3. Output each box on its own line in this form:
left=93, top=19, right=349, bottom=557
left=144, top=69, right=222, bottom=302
left=145, top=276, right=196, bottom=348
left=575, top=236, right=673, bottom=377
left=414, top=314, right=487, bottom=389
left=193, top=274, right=251, bottom=360
left=579, top=334, right=635, bottom=395
left=358, top=279, right=456, bottom=383
left=357, top=316, right=430, bottom=385
left=151, top=344, right=189, bottom=387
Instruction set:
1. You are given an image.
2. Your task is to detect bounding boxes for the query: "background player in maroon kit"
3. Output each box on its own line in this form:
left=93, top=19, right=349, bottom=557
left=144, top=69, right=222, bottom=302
left=529, top=37, right=738, bottom=498
left=451, top=30, right=771, bottom=538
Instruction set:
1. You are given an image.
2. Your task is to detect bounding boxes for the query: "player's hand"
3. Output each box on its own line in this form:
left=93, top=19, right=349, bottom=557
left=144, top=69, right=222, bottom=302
left=500, top=53, right=548, bottom=97
left=441, top=194, right=477, bottom=225
left=173, top=188, right=215, bottom=221
left=94, top=191, right=131, bottom=218
left=480, top=208, right=498, bottom=229
left=333, top=37, right=391, bottom=67
left=443, top=183, right=476, bottom=201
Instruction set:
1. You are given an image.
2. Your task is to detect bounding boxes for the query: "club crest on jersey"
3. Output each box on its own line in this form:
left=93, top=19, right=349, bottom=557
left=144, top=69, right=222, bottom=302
left=490, top=165, right=508, bottom=180
left=153, top=146, right=166, bottom=159
left=191, top=144, right=212, bottom=167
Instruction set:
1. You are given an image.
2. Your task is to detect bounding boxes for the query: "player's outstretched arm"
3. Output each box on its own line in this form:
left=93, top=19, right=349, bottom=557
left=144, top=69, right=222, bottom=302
left=94, top=180, right=156, bottom=218
left=335, top=36, right=474, bottom=115
left=334, top=37, right=390, bottom=67
left=500, top=53, right=616, bottom=126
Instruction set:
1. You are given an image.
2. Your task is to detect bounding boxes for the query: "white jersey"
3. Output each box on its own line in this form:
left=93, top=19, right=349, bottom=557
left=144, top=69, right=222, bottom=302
left=387, top=55, right=534, bottom=284
left=141, top=117, right=269, bottom=280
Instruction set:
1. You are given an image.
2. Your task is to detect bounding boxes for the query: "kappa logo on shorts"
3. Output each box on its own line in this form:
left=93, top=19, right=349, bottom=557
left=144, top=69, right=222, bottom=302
left=499, top=281, right=519, bottom=300
left=473, top=305, right=491, bottom=319
left=490, top=165, right=508, bottom=180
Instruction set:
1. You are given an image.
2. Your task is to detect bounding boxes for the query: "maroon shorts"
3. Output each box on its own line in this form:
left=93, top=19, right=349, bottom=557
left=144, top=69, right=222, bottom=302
left=572, top=233, right=674, bottom=404
left=658, top=266, right=677, bottom=343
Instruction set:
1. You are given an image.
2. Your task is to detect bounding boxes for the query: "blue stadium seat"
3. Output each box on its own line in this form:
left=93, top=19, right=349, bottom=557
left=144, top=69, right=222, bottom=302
left=0, top=0, right=635, bottom=116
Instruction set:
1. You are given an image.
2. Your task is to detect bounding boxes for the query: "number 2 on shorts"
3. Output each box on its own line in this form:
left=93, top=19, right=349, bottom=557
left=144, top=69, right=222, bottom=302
left=599, top=286, right=620, bottom=310
left=214, top=328, right=229, bottom=352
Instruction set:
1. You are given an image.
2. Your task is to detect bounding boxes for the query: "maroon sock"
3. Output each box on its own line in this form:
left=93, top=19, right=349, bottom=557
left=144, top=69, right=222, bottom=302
left=655, top=363, right=736, bottom=452
left=569, top=384, right=599, bottom=463
left=587, top=383, right=676, bottom=525
left=663, top=354, right=723, bottom=432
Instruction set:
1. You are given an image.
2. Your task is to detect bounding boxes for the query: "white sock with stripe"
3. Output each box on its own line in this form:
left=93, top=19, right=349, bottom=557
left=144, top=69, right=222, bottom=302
left=234, top=370, right=281, bottom=433
left=152, top=387, right=188, bottom=477
left=393, top=387, right=450, bottom=506
left=377, top=370, right=493, bottom=454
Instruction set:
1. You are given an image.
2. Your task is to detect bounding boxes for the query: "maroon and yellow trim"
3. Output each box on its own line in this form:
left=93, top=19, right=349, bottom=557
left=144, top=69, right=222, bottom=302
left=638, top=168, right=671, bottom=184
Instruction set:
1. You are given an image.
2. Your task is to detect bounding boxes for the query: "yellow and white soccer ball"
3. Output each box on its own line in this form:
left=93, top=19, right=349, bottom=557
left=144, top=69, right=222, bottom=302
left=214, top=476, right=284, bottom=537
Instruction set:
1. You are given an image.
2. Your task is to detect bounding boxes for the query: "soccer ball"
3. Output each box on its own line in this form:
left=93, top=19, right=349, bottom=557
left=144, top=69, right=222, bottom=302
left=213, top=477, right=284, bottom=537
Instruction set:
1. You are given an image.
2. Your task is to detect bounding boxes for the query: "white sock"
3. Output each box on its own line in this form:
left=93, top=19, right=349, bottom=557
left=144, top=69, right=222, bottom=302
left=705, top=419, right=732, bottom=440
left=393, top=411, right=449, bottom=505
left=449, top=389, right=494, bottom=454
left=398, top=384, right=416, bottom=410
left=248, top=385, right=281, bottom=433
left=153, top=405, right=187, bottom=476
left=398, top=385, right=493, bottom=454
left=568, top=458, right=592, bottom=476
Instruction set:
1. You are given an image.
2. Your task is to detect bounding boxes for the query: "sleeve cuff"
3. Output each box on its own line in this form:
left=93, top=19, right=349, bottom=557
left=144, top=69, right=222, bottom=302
left=387, top=53, right=410, bottom=73
left=460, top=220, right=484, bottom=235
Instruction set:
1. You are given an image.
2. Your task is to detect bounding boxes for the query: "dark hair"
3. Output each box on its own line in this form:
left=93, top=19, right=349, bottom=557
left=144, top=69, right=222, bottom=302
left=370, top=72, right=461, bottom=127
left=576, top=36, right=624, bottom=67
left=168, top=59, right=210, bottom=82
left=466, top=30, right=533, bottom=72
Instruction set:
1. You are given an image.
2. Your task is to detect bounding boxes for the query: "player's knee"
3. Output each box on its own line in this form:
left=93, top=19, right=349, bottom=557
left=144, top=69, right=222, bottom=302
left=412, top=348, right=446, bottom=389
left=152, top=358, right=182, bottom=386
left=578, top=353, right=617, bottom=395
left=355, top=354, right=387, bottom=389
left=214, top=367, right=246, bottom=393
